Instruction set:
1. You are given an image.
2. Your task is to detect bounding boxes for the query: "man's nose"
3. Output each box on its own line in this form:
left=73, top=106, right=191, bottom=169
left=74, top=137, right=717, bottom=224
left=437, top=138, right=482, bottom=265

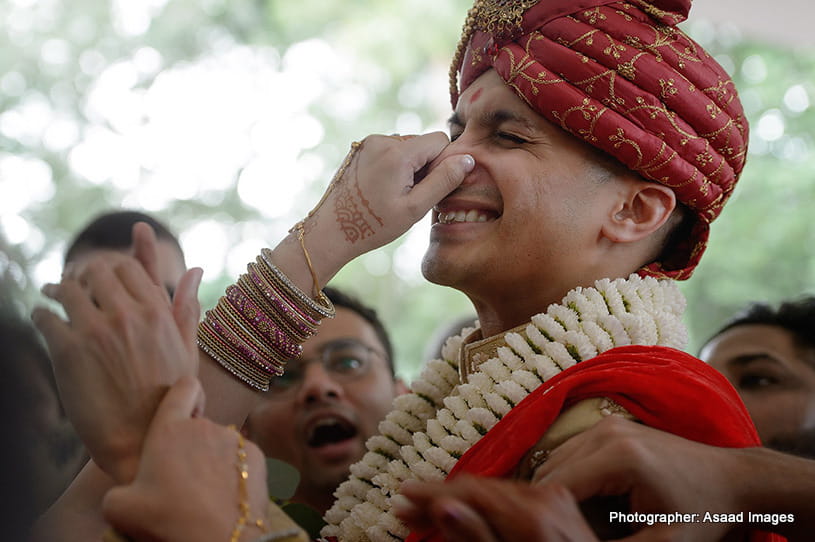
left=427, top=135, right=478, bottom=183
left=295, top=362, right=344, bottom=405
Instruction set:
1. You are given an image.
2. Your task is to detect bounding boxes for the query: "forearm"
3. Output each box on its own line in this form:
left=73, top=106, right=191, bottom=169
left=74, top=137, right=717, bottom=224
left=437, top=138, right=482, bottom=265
left=198, top=135, right=469, bottom=420
left=199, top=349, right=263, bottom=425
left=31, top=460, right=113, bottom=542
left=198, top=232, right=348, bottom=425
left=733, top=447, right=815, bottom=540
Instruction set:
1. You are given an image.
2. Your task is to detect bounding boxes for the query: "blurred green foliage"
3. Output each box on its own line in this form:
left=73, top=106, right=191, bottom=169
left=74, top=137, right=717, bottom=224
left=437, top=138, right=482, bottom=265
left=1, top=0, right=814, bottom=380
left=679, top=26, right=815, bottom=350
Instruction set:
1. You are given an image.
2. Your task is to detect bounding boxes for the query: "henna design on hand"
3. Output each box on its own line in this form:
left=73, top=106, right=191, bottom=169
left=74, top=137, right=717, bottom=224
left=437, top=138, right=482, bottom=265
left=334, top=182, right=376, bottom=243
left=355, top=177, right=384, bottom=227
left=332, top=155, right=383, bottom=243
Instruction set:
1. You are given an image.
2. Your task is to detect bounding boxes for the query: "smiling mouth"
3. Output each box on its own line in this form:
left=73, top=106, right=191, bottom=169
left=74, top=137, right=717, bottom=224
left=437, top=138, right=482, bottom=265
left=437, top=209, right=495, bottom=224
left=306, top=417, right=358, bottom=448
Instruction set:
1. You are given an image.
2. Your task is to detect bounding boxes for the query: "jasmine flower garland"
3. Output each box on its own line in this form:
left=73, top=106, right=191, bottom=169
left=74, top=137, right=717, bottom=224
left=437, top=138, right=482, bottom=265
left=322, top=274, right=687, bottom=542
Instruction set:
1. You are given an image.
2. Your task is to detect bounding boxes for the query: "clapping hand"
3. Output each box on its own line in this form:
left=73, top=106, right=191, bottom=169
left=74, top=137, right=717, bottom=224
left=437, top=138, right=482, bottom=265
left=33, top=223, right=203, bottom=483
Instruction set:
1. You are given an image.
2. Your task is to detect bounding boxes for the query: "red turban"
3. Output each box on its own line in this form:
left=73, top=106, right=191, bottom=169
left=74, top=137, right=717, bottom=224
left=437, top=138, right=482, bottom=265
left=451, top=0, right=749, bottom=280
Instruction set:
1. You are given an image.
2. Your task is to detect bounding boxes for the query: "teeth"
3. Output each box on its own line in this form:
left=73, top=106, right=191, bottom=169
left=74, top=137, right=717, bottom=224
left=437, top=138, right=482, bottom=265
left=438, top=210, right=491, bottom=224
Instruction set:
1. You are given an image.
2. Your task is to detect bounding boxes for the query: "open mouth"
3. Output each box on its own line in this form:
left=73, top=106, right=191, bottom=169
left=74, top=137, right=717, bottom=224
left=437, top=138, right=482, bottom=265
left=306, top=417, right=358, bottom=448
left=436, top=209, right=498, bottom=224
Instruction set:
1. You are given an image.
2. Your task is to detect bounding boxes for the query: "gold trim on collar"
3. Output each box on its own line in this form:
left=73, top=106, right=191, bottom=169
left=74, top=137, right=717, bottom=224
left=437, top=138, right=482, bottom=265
left=459, top=321, right=528, bottom=381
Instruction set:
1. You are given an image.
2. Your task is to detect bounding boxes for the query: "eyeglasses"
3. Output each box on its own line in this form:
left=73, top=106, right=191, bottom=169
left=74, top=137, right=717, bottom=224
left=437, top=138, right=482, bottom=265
left=267, top=338, right=387, bottom=394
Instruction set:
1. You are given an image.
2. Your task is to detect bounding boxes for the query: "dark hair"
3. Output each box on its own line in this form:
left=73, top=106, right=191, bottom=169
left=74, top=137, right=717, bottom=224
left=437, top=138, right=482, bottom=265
left=702, top=296, right=815, bottom=354
left=322, top=286, right=395, bottom=377
left=0, top=309, right=61, bottom=537
left=582, top=143, right=693, bottom=272
left=653, top=202, right=694, bottom=270
left=64, top=210, right=183, bottom=265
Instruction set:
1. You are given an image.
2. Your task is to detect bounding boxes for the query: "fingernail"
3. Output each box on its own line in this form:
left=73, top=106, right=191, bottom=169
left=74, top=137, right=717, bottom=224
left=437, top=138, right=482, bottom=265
left=461, top=154, right=475, bottom=172
left=41, top=283, right=57, bottom=298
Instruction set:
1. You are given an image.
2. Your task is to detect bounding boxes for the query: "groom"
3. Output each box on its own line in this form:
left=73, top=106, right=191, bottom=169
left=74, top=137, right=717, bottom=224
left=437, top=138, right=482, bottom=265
left=36, top=1, right=779, bottom=541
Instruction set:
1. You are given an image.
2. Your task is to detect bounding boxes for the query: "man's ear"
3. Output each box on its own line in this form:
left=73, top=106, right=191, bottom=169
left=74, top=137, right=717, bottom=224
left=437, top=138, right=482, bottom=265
left=601, top=181, right=676, bottom=244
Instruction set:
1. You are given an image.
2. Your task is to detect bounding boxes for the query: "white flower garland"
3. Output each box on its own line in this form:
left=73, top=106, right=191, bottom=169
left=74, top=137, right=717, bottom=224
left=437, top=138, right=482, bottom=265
left=322, top=274, right=687, bottom=542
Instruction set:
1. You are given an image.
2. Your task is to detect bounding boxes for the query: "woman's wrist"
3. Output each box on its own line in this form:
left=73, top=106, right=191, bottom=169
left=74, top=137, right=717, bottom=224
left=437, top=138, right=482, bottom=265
left=268, top=226, right=348, bottom=298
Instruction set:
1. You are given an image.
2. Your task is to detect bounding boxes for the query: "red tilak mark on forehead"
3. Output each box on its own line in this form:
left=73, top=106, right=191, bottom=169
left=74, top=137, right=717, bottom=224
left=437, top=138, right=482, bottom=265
left=469, top=88, right=483, bottom=104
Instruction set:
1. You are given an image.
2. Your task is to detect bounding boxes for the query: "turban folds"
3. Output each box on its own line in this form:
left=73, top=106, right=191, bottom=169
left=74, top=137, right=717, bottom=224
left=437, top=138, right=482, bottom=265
left=451, top=0, right=748, bottom=280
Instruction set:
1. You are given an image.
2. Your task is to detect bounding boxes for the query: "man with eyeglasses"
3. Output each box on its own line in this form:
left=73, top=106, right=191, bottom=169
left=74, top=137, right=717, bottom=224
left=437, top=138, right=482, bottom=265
left=242, top=287, right=408, bottom=515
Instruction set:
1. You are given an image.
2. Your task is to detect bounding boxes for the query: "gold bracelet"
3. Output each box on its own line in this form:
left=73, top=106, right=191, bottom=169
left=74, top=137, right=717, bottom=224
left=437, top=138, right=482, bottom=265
left=292, top=220, right=323, bottom=303
left=259, top=250, right=334, bottom=319
left=288, top=141, right=363, bottom=300
left=230, top=427, right=267, bottom=542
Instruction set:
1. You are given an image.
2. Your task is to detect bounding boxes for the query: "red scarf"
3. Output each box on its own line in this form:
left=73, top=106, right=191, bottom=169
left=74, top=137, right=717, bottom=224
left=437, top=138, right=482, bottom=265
left=407, top=345, right=784, bottom=542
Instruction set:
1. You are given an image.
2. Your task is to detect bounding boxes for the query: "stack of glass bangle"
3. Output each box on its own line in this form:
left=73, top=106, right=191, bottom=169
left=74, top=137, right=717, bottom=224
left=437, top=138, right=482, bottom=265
left=197, top=249, right=334, bottom=391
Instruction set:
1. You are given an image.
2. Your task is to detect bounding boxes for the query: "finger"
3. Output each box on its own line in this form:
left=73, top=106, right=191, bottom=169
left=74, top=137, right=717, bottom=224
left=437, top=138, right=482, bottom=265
left=81, top=259, right=135, bottom=312
left=132, top=222, right=163, bottom=287
left=42, top=279, right=100, bottom=326
left=430, top=498, right=497, bottom=542
left=533, top=418, right=649, bottom=498
left=515, top=484, right=598, bottom=542
left=395, top=480, right=457, bottom=534
left=399, top=479, right=452, bottom=506
left=466, top=479, right=599, bottom=541
left=398, top=478, right=506, bottom=538
left=536, top=451, right=633, bottom=503
left=151, top=375, right=205, bottom=427
left=172, top=267, right=203, bottom=348
left=113, top=258, right=167, bottom=304
left=31, top=306, right=73, bottom=355
left=530, top=424, right=603, bottom=484
left=398, top=131, right=452, bottom=172
left=406, top=154, right=474, bottom=215
left=391, top=494, right=427, bottom=527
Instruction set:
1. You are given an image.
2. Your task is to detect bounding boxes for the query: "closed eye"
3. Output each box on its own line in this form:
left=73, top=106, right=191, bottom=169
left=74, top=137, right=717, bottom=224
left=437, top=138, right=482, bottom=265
left=496, top=132, right=528, bottom=144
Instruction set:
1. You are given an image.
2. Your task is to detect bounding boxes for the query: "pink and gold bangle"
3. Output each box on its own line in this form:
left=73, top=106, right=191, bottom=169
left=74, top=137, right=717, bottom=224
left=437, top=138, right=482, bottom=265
left=236, top=276, right=311, bottom=350
left=200, top=315, right=284, bottom=379
left=209, top=304, right=284, bottom=368
left=203, top=310, right=285, bottom=376
left=243, top=268, right=314, bottom=341
left=251, top=259, right=326, bottom=329
left=197, top=255, right=332, bottom=391
left=225, top=285, right=305, bottom=356
left=246, top=263, right=320, bottom=329
left=197, top=323, right=278, bottom=391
